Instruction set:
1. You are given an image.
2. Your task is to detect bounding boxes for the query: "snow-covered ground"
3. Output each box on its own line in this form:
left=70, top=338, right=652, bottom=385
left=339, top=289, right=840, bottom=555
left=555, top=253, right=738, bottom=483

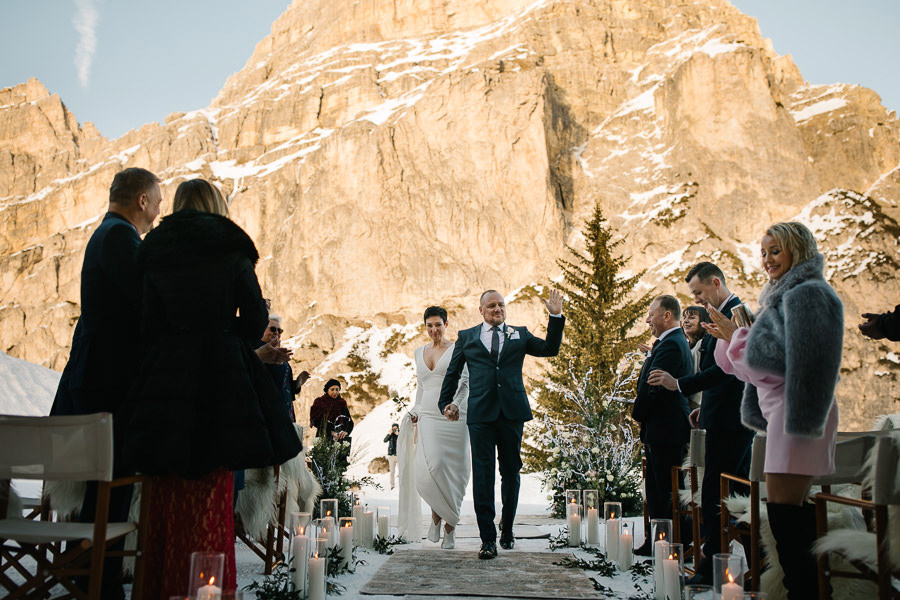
left=0, top=351, right=59, bottom=416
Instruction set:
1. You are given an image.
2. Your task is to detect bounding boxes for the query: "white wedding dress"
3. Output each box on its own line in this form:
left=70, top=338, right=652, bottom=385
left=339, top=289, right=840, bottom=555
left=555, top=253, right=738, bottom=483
left=397, top=344, right=470, bottom=538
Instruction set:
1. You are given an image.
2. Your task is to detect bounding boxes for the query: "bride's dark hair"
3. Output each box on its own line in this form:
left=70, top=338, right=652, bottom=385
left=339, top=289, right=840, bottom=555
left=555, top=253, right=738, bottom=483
left=423, top=306, right=448, bottom=323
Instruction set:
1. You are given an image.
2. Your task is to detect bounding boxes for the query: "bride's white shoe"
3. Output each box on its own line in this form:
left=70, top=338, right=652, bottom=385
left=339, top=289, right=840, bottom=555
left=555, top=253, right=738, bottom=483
left=427, top=518, right=442, bottom=543
left=441, top=528, right=456, bottom=549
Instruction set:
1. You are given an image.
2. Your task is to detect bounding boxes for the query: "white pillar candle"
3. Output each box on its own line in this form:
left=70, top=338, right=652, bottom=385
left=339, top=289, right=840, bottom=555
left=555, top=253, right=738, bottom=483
left=291, top=535, right=308, bottom=597
left=606, top=518, right=619, bottom=559
left=663, top=555, right=680, bottom=600
left=340, top=525, right=353, bottom=569
left=654, top=540, right=668, bottom=600
left=351, top=504, right=363, bottom=544
left=196, top=579, right=221, bottom=600
left=378, top=515, right=389, bottom=539
left=308, top=555, right=326, bottom=600
left=586, top=508, right=600, bottom=545
left=363, top=511, right=375, bottom=548
left=321, top=516, right=336, bottom=549
left=721, top=580, right=742, bottom=600
left=567, top=513, right=581, bottom=547
left=618, top=526, right=633, bottom=570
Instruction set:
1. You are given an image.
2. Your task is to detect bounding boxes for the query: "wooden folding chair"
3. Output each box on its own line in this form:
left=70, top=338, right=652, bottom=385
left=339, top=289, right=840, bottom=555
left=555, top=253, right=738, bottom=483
left=0, top=413, right=150, bottom=600
left=719, top=433, right=766, bottom=591
left=816, top=433, right=900, bottom=600
left=672, top=428, right=705, bottom=569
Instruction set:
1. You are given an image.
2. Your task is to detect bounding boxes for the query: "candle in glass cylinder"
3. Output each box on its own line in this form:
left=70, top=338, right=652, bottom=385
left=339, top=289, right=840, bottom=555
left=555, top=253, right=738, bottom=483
left=654, top=532, right=668, bottom=600
left=196, top=577, right=221, bottom=600
left=291, top=534, right=308, bottom=596
left=663, top=544, right=683, bottom=600
left=586, top=508, right=600, bottom=545
left=308, top=539, right=327, bottom=600
left=351, top=501, right=363, bottom=544
left=618, top=523, right=633, bottom=570
left=363, top=510, right=375, bottom=548
left=720, top=571, right=742, bottom=600
left=566, top=502, right=581, bottom=547
left=605, top=513, right=619, bottom=559
left=339, top=518, right=354, bottom=569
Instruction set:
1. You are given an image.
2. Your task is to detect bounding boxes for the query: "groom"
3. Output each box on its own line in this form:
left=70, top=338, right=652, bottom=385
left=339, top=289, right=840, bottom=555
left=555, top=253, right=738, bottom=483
left=439, top=289, right=565, bottom=559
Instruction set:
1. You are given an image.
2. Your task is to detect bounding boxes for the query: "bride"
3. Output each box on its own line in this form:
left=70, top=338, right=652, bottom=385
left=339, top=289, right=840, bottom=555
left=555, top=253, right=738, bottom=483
left=397, top=306, right=470, bottom=549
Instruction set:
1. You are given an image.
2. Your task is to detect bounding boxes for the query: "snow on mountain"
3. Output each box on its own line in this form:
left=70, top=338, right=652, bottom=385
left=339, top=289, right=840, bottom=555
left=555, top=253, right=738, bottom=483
left=0, top=351, right=58, bottom=416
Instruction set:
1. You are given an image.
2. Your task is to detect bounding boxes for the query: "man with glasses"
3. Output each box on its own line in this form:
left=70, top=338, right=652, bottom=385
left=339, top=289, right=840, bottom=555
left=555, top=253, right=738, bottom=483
left=256, top=314, right=309, bottom=421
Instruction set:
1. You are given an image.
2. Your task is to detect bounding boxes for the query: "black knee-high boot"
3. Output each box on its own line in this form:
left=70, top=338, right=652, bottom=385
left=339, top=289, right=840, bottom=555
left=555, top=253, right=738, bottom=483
left=766, top=502, right=819, bottom=600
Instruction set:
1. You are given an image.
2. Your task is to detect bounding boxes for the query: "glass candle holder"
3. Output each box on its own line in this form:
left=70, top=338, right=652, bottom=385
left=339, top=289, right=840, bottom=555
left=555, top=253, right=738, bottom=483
left=308, top=538, right=328, bottom=600
left=713, top=553, right=745, bottom=600
left=350, top=492, right=365, bottom=544
left=651, top=518, right=673, bottom=600
left=320, top=498, right=338, bottom=521
left=291, top=511, right=312, bottom=536
left=565, top=489, right=581, bottom=510
left=583, top=490, right=600, bottom=545
left=604, top=502, right=622, bottom=559
left=662, top=543, right=684, bottom=600
left=377, top=506, right=391, bottom=539
left=189, top=551, right=224, bottom=599
left=316, top=517, right=335, bottom=551
left=617, top=521, right=634, bottom=570
left=338, top=517, right=355, bottom=569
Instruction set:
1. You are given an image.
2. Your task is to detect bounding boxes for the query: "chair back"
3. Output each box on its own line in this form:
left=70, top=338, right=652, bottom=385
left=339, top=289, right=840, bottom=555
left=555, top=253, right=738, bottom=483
left=813, top=433, right=879, bottom=486
left=0, top=413, right=114, bottom=482
left=748, top=434, right=766, bottom=482
left=871, top=433, right=900, bottom=506
left=689, top=428, right=706, bottom=469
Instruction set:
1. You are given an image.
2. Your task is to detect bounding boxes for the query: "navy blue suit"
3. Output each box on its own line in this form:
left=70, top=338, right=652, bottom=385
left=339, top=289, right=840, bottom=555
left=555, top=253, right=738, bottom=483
left=50, top=211, right=141, bottom=600
left=439, top=315, right=565, bottom=542
left=677, top=295, right=753, bottom=562
left=632, top=330, right=693, bottom=524
left=51, top=212, right=142, bottom=418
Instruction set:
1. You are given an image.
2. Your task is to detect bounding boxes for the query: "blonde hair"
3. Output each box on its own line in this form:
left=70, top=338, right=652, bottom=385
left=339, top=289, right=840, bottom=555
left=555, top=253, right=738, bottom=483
left=173, top=178, right=228, bottom=216
left=764, top=221, right=817, bottom=269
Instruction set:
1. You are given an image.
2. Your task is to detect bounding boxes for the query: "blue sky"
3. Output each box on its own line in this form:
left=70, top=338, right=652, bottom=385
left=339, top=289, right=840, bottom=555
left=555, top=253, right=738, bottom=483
left=1, top=1, right=897, bottom=140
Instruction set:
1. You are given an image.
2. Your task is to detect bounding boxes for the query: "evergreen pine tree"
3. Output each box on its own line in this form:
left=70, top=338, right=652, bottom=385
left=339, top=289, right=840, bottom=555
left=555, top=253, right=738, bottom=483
left=523, top=203, right=654, bottom=515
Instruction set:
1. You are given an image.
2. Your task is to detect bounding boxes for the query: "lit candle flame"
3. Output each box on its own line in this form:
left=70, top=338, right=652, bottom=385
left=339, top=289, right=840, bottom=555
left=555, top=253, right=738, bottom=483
left=660, top=531, right=666, bottom=540
left=727, top=570, right=734, bottom=584
left=343, top=522, right=352, bottom=528
left=209, top=577, right=215, bottom=586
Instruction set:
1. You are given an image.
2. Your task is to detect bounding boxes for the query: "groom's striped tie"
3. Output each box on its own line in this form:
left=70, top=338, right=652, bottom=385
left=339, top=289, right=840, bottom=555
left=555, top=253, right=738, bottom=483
left=490, top=326, right=500, bottom=363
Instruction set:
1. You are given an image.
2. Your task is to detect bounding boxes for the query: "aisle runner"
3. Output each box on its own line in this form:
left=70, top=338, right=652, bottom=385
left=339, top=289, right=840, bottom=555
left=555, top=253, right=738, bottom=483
left=360, top=550, right=595, bottom=598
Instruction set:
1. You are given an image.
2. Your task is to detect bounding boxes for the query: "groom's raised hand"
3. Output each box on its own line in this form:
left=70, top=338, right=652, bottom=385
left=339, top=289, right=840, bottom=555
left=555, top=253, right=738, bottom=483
left=541, top=288, right=563, bottom=315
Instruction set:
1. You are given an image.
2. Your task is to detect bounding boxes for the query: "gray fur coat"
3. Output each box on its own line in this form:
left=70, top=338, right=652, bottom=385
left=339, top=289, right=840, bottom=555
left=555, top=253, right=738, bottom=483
left=741, top=253, right=843, bottom=438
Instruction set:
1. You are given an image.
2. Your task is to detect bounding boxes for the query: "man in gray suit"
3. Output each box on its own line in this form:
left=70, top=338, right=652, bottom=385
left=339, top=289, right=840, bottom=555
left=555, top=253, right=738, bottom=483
left=439, top=289, right=564, bottom=559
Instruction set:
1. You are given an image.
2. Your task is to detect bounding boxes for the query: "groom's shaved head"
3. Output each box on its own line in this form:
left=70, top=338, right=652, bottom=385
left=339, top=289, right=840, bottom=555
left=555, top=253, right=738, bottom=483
left=479, top=289, right=500, bottom=305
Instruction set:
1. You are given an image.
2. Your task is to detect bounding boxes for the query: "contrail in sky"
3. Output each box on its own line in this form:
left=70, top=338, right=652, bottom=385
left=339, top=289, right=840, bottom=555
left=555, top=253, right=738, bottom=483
left=73, top=0, right=98, bottom=89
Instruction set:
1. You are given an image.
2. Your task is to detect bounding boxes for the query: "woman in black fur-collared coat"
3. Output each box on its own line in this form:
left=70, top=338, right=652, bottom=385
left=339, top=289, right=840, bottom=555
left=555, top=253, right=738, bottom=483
left=121, top=179, right=301, bottom=600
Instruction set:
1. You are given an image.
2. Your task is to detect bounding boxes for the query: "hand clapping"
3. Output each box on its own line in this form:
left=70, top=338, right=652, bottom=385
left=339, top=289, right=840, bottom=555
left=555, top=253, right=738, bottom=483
left=703, top=305, right=738, bottom=342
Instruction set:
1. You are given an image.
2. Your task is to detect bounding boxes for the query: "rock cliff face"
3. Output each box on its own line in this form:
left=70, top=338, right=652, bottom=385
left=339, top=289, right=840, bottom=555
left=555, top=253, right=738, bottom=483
left=1, top=0, right=898, bottom=426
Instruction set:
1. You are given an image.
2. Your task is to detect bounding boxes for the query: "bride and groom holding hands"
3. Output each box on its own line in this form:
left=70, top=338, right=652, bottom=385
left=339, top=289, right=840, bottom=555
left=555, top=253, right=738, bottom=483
left=400, top=288, right=564, bottom=559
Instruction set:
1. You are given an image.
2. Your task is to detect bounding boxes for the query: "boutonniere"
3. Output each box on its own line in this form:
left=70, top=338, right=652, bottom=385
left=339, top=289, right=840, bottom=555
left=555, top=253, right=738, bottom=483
left=505, top=326, right=521, bottom=340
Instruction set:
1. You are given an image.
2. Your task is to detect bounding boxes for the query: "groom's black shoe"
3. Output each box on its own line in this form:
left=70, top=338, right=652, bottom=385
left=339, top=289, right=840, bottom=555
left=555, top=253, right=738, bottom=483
left=499, top=522, right=514, bottom=549
left=478, top=542, right=498, bottom=560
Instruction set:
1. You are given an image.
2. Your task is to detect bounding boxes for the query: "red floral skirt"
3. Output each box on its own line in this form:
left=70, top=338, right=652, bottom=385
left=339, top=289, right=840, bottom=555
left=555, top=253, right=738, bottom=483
left=139, top=469, right=236, bottom=600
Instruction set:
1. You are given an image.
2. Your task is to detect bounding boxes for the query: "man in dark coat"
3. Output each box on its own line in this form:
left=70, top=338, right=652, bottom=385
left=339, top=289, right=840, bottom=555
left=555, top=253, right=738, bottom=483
left=49, top=167, right=161, bottom=600
left=648, top=262, right=754, bottom=583
left=256, top=315, right=310, bottom=421
left=438, top=289, right=564, bottom=560
left=631, top=295, right=693, bottom=555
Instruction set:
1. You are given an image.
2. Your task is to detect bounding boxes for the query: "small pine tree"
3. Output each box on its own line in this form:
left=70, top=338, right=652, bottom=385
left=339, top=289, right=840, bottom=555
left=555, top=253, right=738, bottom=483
left=523, top=202, right=654, bottom=515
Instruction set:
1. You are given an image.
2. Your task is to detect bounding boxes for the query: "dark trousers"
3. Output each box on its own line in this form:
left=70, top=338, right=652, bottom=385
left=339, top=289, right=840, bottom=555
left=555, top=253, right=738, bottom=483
left=644, top=442, right=686, bottom=523
left=700, top=427, right=753, bottom=557
left=467, top=418, right=524, bottom=543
